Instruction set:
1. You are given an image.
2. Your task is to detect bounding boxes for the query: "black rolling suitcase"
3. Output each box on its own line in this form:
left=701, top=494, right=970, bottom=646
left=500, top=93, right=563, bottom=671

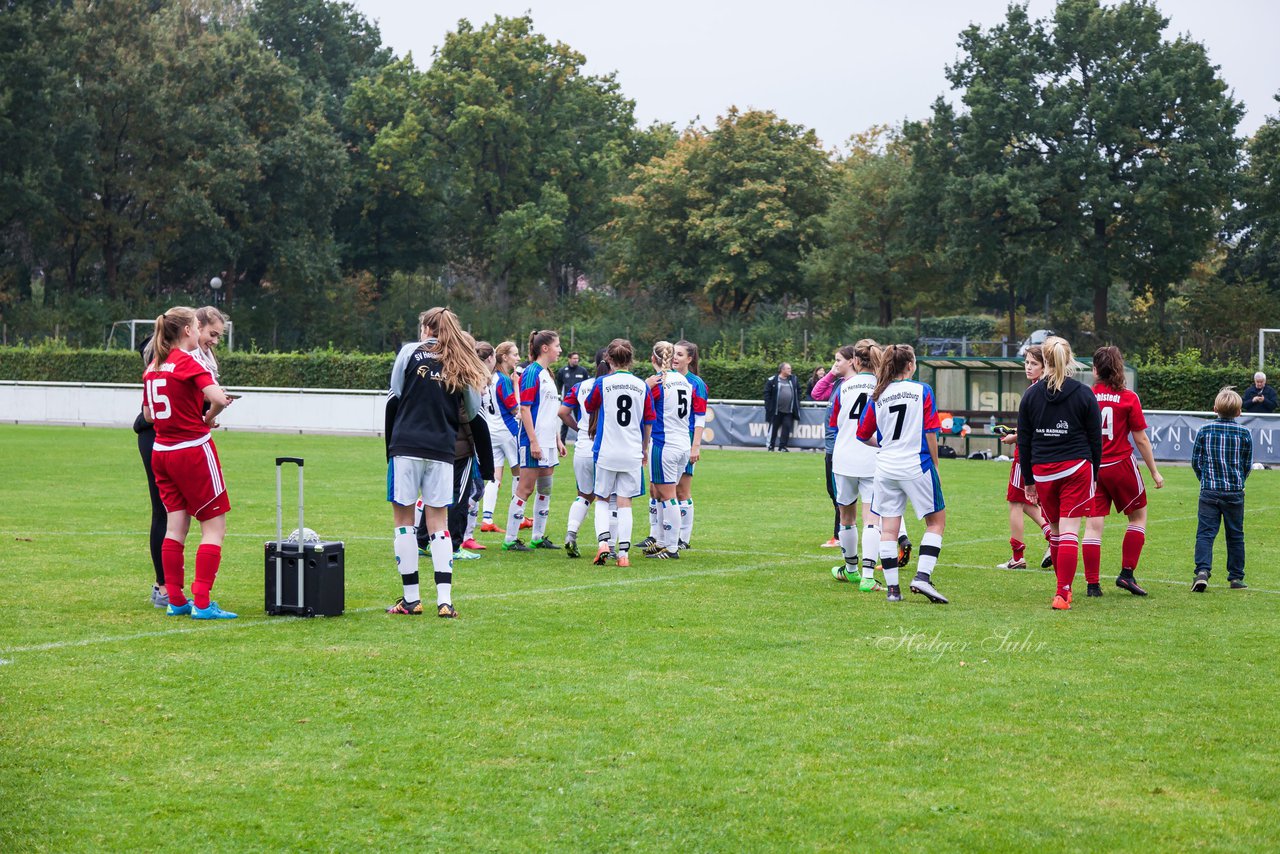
left=264, top=457, right=345, bottom=617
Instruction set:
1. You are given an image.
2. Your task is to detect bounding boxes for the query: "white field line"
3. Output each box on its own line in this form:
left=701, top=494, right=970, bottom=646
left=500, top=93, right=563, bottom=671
left=0, top=561, right=771, bottom=661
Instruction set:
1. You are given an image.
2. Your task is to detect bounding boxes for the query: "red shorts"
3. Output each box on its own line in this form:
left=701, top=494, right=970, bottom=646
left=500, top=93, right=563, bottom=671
left=1032, top=459, right=1096, bottom=522
left=1006, top=461, right=1037, bottom=505
left=1093, top=457, right=1147, bottom=515
left=151, top=437, right=231, bottom=521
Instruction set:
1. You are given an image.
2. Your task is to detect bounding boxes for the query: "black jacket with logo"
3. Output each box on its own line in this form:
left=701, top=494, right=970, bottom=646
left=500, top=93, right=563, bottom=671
left=385, top=343, right=480, bottom=464
left=1016, top=376, right=1102, bottom=484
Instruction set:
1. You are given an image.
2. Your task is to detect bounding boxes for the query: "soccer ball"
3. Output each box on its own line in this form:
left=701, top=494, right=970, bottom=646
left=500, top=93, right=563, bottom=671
left=286, top=527, right=322, bottom=545
left=1252, top=463, right=1266, bottom=471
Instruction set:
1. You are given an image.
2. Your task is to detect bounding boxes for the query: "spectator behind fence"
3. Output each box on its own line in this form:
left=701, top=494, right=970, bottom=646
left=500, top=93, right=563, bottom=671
left=1190, top=387, right=1253, bottom=592
left=764, top=362, right=801, bottom=452
left=1242, top=372, right=1277, bottom=414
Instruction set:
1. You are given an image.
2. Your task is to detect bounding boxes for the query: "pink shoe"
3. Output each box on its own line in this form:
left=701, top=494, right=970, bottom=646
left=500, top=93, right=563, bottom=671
left=461, top=538, right=486, bottom=551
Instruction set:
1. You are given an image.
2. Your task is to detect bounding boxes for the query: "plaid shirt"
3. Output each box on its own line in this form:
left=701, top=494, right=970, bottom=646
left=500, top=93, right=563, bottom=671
left=1191, top=419, right=1253, bottom=493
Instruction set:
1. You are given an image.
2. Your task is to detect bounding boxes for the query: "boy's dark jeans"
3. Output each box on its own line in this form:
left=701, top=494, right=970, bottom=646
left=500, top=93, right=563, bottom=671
left=1194, top=489, right=1246, bottom=582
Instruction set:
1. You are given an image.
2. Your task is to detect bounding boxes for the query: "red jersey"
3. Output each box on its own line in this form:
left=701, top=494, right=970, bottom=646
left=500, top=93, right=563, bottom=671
left=1092, top=384, right=1147, bottom=465
left=143, top=349, right=215, bottom=445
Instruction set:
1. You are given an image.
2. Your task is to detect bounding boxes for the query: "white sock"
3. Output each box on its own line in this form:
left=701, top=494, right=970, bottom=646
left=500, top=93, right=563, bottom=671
left=838, top=524, right=858, bottom=569
left=649, top=498, right=660, bottom=539
left=482, top=481, right=499, bottom=521
left=394, top=525, right=420, bottom=603
left=679, top=500, right=694, bottom=543
left=609, top=495, right=619, bottom=544
left=464, top=500, right=478, bottom=540
left=880, top=540, right=899, bottom=587
left=861, top=524, right=881, bottom=579
left=662, top=499, right=681, bottom=552
left=567, top=497, right=590, bottom=540
left=594, top=499, right=613, bottom=547
left=414, top=499, right=425, bottom=529
left=617, top=507, right=633, bottom=554
left=427, top=529, right=453, bottom=606
left=918, top=531, right=943, bottom=578
left=533, top=492, right=551, bottom=540
left=505, top=497, right=525, bottom=544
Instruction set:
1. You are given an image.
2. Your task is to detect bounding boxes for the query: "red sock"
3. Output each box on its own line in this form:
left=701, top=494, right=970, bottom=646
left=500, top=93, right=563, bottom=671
left=1082, top=538, right=1102, bottom=585
left=192, top=544, right=222, bottom=610
left=162, top=538, right=187, bottom=606
left=1122, top=525, right=1146, bottom=573
left=1041, top=522, right=1053, bottom=541
left=1056, top=533, right=1079, bottom=596
left=1049, top=534, right=1060, bottom=570
left=1010, top=538, right=1026, bottom=561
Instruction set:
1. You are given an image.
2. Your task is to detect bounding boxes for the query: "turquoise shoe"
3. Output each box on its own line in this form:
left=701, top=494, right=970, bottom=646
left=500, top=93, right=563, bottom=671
left=191, top=601, right=238, bottom=620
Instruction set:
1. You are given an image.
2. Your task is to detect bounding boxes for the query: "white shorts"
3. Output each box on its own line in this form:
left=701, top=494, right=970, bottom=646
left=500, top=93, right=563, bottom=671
left=519, top=442, right=560, bottom=469
left=872, top=468, right=945, bottom=520
left=493, top=434, right=519, bottom=474
left=834, top=473, right=874, bottom=507
left=650, top=444, right=691, bottom=485
left=573, top=446, right=596, bottom=495
left=387, top=456, right=453, bottom=508
left=594, top=466, right=644, bottom=499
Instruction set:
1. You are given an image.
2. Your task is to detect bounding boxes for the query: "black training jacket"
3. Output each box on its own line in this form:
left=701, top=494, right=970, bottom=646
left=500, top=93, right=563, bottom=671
left=1016, top=377, right=1102, bottom=484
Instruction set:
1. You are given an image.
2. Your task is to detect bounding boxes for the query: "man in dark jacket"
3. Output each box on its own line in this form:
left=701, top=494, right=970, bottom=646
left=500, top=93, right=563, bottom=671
left=1243, top=372, right=1278, bottom=414
left=556, top=352, right=592, bottom=442
left=763, top=363, right=801, bottom=451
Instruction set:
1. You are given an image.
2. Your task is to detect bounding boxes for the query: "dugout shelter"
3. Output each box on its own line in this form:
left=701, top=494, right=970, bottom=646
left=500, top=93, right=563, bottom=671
left=917, top=357, right=1137, bottom=457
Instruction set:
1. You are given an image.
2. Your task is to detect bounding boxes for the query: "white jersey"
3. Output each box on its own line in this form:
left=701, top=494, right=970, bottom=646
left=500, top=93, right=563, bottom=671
left=518, top=362, right=561, bottom=452
left=649, top=371, right=694, bottom=452
left=831, top=372, right=878, bottom=477
left=563, top=377, right=597, bottom=446
left=586, top=371, right=655, bottom=472
left=856, top=379, right=942, bottom=479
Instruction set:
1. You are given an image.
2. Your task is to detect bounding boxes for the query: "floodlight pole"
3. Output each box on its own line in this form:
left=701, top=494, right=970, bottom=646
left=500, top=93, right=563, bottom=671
left=1261, top=328, right=1280, bottom=370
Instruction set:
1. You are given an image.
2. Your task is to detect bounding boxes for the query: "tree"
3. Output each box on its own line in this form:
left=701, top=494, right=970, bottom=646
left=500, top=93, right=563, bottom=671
left=1227, top=95, right=1280, bottom=291
left=804, top=127, right=947, bottom=326
left=419, top=15, right=643, bottom=309
left=915, top=0, right=1243, bottom=337
left=610, top=108, right=832, bottom=320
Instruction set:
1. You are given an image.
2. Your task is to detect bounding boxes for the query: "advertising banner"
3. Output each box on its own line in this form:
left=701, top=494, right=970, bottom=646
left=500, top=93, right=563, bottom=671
left=1144, top=412, right=1278, bottom=464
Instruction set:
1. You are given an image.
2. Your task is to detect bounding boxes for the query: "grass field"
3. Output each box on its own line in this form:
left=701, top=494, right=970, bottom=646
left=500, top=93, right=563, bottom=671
left=2, top=424, right=1278, bottom=852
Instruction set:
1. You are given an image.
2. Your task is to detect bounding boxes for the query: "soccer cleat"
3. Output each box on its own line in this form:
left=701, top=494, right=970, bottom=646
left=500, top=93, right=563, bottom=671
left=1041, top=547, right=1054, bottom=569
left=1115, top=574, right=1148, bottom=596
left=166, top=600, right=192, bottom=617
left=519, top=517, right=533, bottom=530
left=1051, top=593, right=1071, bottom=610
left=593, top=544, right=611, bottom=566
left=643, top=540, right=667, bottom=556
left=531, top=537, right=560, bottom=550
left=678, top=540, right=691, bottom=551
left=607, top=549, right=618, bottom=561
left=1191, top=572, right=1209, bottom=592
left=479, top=522, right=505, bottom=534
left=191, top=601, right=238, bottom=620
left=461, top=538, right=486, bottom=551
left=453, top=549, right=482, bottom=561
left=437, top=603, right=458, bottom=619
left=1086, top=583, right=1103, bottom=597
left=565, top=539, right=581, bottom=559
left=502, top=539, right=533, bottom=552
left=150, top=585, right=170, bottom=608
left=909, top=574, right=949, bottom=604
left=616, top=552, right=631, bottom=568
left=831, top=565, right=852, bottom=582
left=997, top=557, right=1028, bottom=570
left=1230, top=580, right=1248, bottom=589
left=859, top=577, right=885, bottom=593
left=821, top=537, right=840, bottom=549
left=387, top=597, right=423, bottom=615
left=897, top=538, right=912, bottom=569
left=886, top=585, right=903, bottom=602
left=637, top=536, right=657, bottom=551
left=645, top=549, right=679, bottom=559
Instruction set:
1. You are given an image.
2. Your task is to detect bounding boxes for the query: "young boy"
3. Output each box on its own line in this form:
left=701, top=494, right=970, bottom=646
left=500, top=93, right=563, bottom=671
left=1190, top=387, right=1253, bottom=591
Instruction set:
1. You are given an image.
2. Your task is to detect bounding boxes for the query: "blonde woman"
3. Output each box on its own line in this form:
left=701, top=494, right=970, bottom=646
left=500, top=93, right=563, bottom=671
left=1015, top=336, right=1102, bottom=611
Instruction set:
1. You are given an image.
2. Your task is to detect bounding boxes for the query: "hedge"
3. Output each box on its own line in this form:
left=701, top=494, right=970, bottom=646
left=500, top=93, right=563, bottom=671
left=3, top=346, right=1268, bottom=410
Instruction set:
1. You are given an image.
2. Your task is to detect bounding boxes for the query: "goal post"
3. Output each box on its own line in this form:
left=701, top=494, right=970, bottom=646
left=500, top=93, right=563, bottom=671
left=1260, top=328, right=1280, bottom=370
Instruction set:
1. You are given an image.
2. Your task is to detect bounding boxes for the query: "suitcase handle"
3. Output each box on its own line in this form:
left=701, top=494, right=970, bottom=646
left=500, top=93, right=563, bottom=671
left=275, top=457, right=306, bottom=610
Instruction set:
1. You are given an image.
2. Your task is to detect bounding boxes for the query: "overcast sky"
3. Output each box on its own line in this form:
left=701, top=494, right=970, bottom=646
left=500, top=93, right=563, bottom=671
left=352, top=0, right=1279, bottom=149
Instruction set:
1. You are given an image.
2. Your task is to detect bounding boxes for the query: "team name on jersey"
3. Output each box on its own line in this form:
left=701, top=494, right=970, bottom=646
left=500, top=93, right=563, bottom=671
left=1096, top=392, right=1122, bottom=404
left=160, top=362, right=176, bottom=373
